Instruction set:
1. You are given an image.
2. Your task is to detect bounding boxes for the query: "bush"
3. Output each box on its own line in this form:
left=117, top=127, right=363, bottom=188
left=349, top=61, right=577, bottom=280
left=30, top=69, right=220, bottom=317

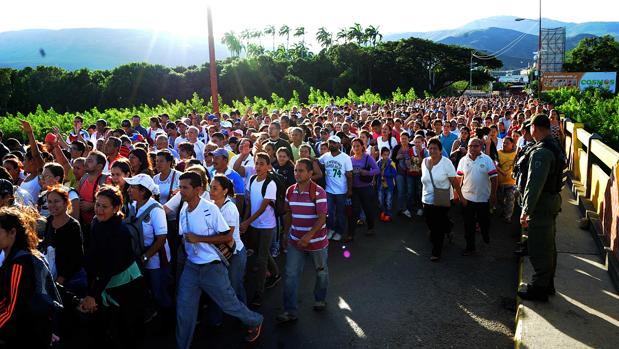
left=544, top=88, right=619, bottom=149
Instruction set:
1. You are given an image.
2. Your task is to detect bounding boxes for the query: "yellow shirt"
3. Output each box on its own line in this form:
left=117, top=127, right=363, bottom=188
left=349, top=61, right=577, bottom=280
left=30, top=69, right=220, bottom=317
left=497, top=150, right=516, bottom=186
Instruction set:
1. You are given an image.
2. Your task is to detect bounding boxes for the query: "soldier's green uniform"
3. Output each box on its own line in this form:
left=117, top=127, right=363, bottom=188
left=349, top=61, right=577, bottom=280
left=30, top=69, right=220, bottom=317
left=522, top=126, right=564, bottom=294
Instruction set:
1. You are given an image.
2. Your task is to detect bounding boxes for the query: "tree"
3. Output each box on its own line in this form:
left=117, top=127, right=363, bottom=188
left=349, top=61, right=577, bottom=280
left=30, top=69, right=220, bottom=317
left=264, top=25, right=276, bottom=51
left=251, top=29, right=263, bottom=47
left=240, top=29, right=253, bottom=55
left=246, top=43, right=266, bottom=58
left=221, top=31, right=243, bottom=57
left=348, top=23, right=365, bottom=45
left=294, top=27, right=305, bottom=46
left=563, top=35, right=619, bottom=72
left=316, top=27, right=333, bottom=50
left=279, top=25, right=291, bottom=52
left=336, top=28, right=349, bottom=44
left=364, top=25, right=382, bottom=47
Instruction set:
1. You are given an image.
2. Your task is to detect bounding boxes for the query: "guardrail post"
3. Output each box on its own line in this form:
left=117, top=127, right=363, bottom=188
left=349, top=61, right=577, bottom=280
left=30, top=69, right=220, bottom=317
left=585, top=133, right=603, bottom=199
left=571, top=122, right=585, bottom=181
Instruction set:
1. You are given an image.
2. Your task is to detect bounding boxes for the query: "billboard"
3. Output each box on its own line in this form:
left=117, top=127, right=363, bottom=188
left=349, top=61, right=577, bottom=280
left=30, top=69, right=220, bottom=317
left=542, top=72, right=616, bottom=93
left=498, top=75, right=529, bottom=84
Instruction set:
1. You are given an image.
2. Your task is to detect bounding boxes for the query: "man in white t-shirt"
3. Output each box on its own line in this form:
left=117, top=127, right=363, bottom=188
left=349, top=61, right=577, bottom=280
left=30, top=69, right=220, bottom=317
left=319, top=135, right=352, bottom=241
left=175, top=172, right=263, bottom=348
left=186, top=126, right=205, bottom=161
left=457, top=137, right=498, bottom=255
left=240, top=152, right=280, bottom=308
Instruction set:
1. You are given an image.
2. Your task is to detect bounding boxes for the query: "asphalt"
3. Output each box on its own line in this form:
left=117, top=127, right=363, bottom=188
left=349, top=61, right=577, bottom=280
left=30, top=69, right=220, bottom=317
left=143, top=204, right=520, bottom=349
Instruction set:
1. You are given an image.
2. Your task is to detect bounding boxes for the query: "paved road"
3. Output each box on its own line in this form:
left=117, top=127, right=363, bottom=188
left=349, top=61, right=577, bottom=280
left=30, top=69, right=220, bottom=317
left=147, top=207, right=519, bottom=348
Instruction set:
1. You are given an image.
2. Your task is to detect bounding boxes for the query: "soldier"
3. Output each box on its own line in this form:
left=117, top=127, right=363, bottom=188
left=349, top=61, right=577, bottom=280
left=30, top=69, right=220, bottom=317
left=512, top=120, right=534, bottom=254
left=518, top=114, right=566, bottom=302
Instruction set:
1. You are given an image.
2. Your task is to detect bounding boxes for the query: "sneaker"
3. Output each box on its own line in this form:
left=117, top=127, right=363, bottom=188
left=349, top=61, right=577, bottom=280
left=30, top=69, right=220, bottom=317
left=313, top=301, right=327, bottom=311
left=265, top=274, right=282, bottom=289
left=402, top=209, right=412, bottom=218
left=327, top=230, right=335, bottom=239
left=416, top=209, right=424, bottom=216
left=276, top=312, right=298, bottom=324
left=380, top=212, right=386, bottom=221
left=356, top=219, right=365, bottom=225
left=331, top=233, right=342, bottom=241
left=245, top=321, right=263, bottom=342
left=383, top=215, right=392, bottom=222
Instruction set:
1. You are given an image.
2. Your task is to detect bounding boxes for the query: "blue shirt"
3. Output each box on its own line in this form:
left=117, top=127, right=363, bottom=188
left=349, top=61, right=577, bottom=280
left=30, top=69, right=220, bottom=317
left=211, top=168, right=246, bottom=197
left=439, top=132, right=458, bottom=157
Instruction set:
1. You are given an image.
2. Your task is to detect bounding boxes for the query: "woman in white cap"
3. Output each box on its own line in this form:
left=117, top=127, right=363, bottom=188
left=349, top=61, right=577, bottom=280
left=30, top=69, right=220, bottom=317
left=125, top=173, right=173, bottom=327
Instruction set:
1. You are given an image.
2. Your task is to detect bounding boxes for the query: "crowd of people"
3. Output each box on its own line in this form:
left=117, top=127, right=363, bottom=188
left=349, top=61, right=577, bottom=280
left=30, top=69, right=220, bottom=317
left=0, top=96, right=565, bottom=348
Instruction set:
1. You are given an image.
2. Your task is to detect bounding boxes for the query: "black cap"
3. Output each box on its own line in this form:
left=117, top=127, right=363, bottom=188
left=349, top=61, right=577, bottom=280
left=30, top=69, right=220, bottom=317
left=0, top=179, right=14, bottom=195
left=531, top=114, right=550, bottom=129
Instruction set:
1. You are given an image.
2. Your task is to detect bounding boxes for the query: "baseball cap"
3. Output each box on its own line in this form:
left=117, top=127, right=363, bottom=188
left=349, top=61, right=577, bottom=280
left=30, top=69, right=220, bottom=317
left=531, top=114, right=550, bottom=128
left=0, top=179, right=14, bottom=195
left=44, top=133, right=57, bottom=143
left=124, top=174, right=160, bottom=195
left=207, top=114, right=217, bottom=121
left=233, top=129, right=244, bottom=137
left=220, top=120, right=232, bottom=128
left=327, top=135, right=341, bottom=143
left=209, top=148, right=229, bottom=159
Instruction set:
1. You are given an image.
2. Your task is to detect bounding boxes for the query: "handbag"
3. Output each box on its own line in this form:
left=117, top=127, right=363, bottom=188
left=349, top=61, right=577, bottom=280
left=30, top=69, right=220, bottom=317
left=359, top=154, right=374, bottom=183
left=425, top=158, right=451, bottom=207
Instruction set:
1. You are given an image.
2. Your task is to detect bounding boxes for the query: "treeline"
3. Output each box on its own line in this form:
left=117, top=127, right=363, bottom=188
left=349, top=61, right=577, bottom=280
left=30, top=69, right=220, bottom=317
left=0, top=38, right=501, bottom=116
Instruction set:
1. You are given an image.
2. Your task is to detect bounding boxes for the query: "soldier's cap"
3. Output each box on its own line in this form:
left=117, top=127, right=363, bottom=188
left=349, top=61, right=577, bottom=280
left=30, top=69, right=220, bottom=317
left=520, top=119, right=531, bottom=132
left=531, top=114, right=550, bottom=128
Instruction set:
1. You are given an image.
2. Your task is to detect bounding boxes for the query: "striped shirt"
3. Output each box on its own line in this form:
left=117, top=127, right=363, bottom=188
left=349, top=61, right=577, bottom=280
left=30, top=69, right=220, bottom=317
left=285, top=182, right=328, bottom=251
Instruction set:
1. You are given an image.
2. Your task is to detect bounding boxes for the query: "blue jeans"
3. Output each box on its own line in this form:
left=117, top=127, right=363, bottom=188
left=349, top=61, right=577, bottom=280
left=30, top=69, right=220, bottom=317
left=396, top=174, right=414, bottom=212
left=146, top=266, right=173, bottom=309
left=176, top=260, right=262, bottom=349
left=283, top=246, right=329, bottom=315
left=327, top=193, right=347, bottom=236
left=378, top=186, right=394, bottom=216
left=207, top=247, right=248, bottom=325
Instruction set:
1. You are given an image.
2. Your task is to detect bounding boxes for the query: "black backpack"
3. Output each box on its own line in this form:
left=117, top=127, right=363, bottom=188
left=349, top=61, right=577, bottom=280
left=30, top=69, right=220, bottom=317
left=123, top=202, right=164, bottom=261
left=250, top=171, right=287, bottom=217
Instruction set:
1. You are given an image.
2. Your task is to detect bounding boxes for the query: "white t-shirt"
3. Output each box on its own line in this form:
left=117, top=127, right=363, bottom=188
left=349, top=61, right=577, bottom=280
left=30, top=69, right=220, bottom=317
left=153, top=170, right=182, bottom=219
left=130, top=198, right=170, bottom=270
left=228, top=154, right=255, bottom=186
left=147, top=127, right=166, bottom=143
left=164, top=190, right=210, bottom=215
left=218, top=198, right=244, bottom=253
left=247, top=176, right=277, bottom=229
left=192, top=140, right=206, bottom=161
left=319, top=152, right=353, bottom=195
left=421, top=157, right=457, bottom=205
left=173, top=136, right=188, bottom=151
left=179, top=198, right=230, bottom=265
left=457, top=153, right=498, bottom=203
left=376, top=136, right=398, bottom=156
left=20, top=176, right=41, bottom=205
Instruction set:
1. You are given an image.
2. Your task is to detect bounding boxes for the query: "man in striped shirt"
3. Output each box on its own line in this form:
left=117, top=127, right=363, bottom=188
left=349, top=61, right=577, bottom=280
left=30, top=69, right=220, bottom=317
left=277, top=158, right=329, bottom=324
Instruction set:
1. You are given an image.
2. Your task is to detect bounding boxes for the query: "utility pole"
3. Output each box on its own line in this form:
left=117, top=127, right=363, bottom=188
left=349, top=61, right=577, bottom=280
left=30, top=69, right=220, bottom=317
left=207, top=5, right=220, bottom=114
left=469, top=52, right=473, bottom=89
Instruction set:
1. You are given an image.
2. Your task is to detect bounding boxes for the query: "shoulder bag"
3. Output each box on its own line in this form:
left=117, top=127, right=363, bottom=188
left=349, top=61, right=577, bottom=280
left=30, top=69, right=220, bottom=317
left=425, top=158, right=451, bottom=207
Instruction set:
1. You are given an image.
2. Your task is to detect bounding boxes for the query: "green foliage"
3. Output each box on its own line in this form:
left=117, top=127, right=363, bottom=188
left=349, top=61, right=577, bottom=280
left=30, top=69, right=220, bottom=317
left=0, top=37, right=502, bottom=117
left=544, top=88, right=619, bottom=149
left=564, top=35, right=619, bottom=73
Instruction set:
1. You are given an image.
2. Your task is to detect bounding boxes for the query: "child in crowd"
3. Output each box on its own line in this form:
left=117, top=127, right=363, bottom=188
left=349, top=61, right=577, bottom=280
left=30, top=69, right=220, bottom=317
left=376, top=147, right=397, bottom=222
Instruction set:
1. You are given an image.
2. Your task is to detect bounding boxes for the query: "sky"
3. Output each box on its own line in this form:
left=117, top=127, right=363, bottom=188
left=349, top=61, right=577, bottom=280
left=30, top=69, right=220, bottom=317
left=1, top=0, right=617, bottom=38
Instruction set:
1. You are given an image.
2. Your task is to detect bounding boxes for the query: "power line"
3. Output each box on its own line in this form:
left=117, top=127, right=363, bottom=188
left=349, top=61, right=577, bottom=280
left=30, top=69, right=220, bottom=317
left=471, top=22, right=538, bottom=60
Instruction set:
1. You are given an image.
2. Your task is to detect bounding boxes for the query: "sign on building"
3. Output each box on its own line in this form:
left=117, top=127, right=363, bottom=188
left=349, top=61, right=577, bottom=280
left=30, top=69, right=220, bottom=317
left=541, top=72, right=616, bottom=93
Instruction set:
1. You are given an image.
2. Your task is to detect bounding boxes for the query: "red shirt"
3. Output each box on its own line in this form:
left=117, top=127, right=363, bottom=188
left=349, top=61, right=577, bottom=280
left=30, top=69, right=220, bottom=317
left=285, top=182, right=328, bottom=251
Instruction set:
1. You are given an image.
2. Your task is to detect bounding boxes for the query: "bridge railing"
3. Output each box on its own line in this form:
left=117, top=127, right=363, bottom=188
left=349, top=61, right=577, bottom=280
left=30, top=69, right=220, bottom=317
left=563, top=118, right=619, bottom=266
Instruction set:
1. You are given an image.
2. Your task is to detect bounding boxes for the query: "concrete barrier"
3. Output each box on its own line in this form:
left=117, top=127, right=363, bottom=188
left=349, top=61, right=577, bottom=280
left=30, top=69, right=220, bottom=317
left=563, top=118, right=619, bottom=289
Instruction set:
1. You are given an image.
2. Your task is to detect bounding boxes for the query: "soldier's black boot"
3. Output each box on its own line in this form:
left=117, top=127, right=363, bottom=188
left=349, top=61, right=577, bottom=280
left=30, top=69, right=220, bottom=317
left=517, top=283, right=549, bottom=302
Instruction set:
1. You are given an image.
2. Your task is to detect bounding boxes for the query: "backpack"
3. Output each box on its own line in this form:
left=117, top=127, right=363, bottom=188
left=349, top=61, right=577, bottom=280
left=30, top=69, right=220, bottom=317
left=10, top=250, right=63, bottom=319
left=123, top=202, right=164, bottom=261
left=250, top=171, right=287, bottom=217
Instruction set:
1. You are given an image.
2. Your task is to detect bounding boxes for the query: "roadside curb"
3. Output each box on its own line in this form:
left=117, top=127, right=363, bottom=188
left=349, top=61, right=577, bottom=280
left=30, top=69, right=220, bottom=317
left=513, top=254, right=524, bottom=349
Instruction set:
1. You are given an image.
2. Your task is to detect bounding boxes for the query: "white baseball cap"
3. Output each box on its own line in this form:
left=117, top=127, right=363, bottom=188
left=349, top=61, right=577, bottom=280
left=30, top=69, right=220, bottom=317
left=327, top=135, right=341, bottom=143
left=124, top=174, right=160, bottom=195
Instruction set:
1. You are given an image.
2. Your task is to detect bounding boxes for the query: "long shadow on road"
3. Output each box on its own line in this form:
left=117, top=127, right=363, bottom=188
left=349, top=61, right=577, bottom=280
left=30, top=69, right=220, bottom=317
left=146, top=208, right=519, bottom=349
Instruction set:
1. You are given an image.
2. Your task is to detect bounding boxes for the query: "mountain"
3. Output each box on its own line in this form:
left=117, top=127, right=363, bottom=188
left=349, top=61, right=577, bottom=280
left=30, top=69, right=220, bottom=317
left=0, top=28, right=229, bottom=70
